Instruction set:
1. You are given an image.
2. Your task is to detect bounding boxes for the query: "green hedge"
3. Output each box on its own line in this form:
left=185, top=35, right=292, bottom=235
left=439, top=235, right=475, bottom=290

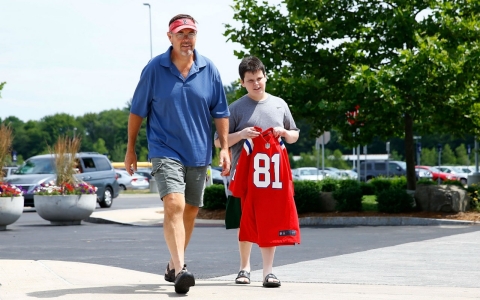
left=376, top=187, right=414, bottom=213
left=202, top=184, right=227, bottom=209
left=293, top=180, right=322, bottom=213
left=202, top=176, right=474, bottom=214
left=467, top=183, right=480, bottom=211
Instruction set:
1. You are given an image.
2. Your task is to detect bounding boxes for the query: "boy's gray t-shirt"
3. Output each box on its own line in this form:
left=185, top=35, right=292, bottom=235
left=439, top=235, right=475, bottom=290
left=215, top=94, right=299, bottom=195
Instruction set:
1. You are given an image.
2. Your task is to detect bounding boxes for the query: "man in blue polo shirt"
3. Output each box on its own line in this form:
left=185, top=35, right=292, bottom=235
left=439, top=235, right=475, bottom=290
left=124, top=14, right=230, bottom=294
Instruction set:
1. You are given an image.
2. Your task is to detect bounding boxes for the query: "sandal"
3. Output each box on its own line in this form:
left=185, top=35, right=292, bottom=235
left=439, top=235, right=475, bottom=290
left=235, top=270, right=250, bottom=284
left=263, top=273, right=281, bottom=288
left=164, top=263, right=175, bottom=283
left=174, top=264, right=195, bottom=294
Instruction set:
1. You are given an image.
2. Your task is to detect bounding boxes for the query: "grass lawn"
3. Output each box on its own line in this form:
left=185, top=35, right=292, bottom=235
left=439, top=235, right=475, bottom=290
left=362, top=195, right=377, bottom=211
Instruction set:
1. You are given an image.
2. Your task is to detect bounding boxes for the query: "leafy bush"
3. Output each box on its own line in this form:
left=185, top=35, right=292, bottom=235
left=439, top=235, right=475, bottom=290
left=320, top=178, right=338, bottom=192
left=360, top=181, right=375, bottom=195
left=370, top=177, right=392, bottom=195
left=339, top=179, right=361, bottom=190
left=417, top=178, right=435, bottom=185
left=376, top=187, right=414, bottom=213
left=333, top=181, right=363, bottom=212
left=202, top=184, right=227, bottom=209
left=467, top=183, right=480, bottom=211
left=443, top=179, right=466, bottom=188
left=293, top=180, right=322, bottom=213
left=390, top=176, right=407, bottom=190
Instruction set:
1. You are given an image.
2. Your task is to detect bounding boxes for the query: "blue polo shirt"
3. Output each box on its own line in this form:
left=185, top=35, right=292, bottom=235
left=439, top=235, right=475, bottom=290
left=130, top=47, right=230, bottom=166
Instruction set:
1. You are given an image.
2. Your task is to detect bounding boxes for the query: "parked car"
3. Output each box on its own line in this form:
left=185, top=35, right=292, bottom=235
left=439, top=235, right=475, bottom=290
left=6, top=152, right=120, bottom=208
left=458, top=166, right=478, bottom=174
left=336, top=169, right=358, bottom=180
left=134, top=169, right=153, bottom=180
left=415, top=167, right=433, bottom=180
left=358, top=160, right=407, bottom=181
left=115, top=170, right=150, bottom=190
left=210, top=167, right=225, bottom=185
left=435, top=166, right=469, bottom=185
left=415, top=166, right=459, bottom=183
left=318, top=169, right=341, bottom=179
left=292, top=167, right=324, bottom=181
left=2, top=166, right=18, bottom=179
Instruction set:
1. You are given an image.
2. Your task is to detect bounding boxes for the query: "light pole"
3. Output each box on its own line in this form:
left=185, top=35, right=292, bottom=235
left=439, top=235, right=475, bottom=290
left=413, top=135, right=421, bottom=165
left=143, top=3, right=152, bottom=59
left=437, top=143, right=442, bottom=185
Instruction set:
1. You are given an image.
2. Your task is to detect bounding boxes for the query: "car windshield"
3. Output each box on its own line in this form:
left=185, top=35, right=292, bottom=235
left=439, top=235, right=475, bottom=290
left=300, top=169, right=317, bottom=176
left=428, top=167, right=440, bottom=172
left=450, top=167, right=465, bottom=173
left=15, top=157, right=55, bottom=174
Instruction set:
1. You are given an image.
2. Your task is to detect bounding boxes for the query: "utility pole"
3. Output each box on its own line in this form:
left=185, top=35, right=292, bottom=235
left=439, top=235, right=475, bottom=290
left=143, top=3, right=152, bottom=59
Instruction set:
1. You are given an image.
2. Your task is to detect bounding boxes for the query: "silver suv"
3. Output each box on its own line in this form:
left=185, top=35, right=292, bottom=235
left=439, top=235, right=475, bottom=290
left=6, top=152, right=120, bottom=208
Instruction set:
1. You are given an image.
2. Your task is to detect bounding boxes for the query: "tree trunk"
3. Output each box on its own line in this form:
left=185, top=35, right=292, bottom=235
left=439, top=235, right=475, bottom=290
left=404, top=113, right=416, bottom=190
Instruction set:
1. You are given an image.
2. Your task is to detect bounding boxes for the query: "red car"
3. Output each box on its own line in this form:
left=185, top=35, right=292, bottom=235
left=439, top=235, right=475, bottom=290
left=416, top=166, right=459, bottom=183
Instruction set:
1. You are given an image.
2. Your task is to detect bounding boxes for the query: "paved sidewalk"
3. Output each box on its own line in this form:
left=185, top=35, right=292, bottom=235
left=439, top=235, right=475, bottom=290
left=2, top=207, right=480, bottom=299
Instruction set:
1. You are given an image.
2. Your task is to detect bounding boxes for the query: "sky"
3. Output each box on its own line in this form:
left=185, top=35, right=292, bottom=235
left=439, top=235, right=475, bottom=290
left=0, top=0, right=262, bottom=122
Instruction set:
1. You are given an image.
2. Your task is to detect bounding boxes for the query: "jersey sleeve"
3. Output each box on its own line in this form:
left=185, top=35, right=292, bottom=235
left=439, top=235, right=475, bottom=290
left=228, top=138, right=253, bottom=198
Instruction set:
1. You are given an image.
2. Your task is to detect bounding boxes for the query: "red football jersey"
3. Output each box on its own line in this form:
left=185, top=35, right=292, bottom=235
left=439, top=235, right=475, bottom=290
left=229, top=127, right=301, bottom=247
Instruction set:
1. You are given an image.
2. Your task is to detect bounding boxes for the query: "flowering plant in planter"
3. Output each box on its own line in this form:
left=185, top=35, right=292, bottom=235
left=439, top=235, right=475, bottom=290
left=0, top=122, right=22, bottom=198
left=32, top=136, right=97, bottom=196
left=0, top=182, right=23, bottom=197
left=34, top=180, right=97, bottom=196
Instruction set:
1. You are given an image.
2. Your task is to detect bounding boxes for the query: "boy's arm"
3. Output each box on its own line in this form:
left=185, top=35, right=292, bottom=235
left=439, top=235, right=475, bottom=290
left=273, top=127, right=299, bottom=144
left=214, top=127, right=260, bottom=148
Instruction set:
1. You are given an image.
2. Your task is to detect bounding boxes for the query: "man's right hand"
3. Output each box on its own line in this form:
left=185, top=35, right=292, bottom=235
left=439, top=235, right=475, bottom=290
left=124, top=150, right=137, bottom=175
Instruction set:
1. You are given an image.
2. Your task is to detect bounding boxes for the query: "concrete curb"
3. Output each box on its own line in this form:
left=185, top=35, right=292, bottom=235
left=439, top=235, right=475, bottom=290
left=299, top=216, right=477, bottom=226
left=84, top=214, right=477, bottom=227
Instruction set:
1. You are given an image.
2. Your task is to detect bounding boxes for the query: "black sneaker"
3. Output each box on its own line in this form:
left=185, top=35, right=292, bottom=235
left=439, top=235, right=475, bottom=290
left=174, top=264, right=195, bottom=294
left=164, top=263, right=175, bottom=283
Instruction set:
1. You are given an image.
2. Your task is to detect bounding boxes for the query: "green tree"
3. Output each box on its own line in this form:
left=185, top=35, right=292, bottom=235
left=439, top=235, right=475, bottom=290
left=441, top=144, right=456, bottom=165
left=390, top=150, right=403, bottom=162
left=41, top=113, right=78, bottom=145
left=224, top=82, right=241, bottom=105
left=0, top=82, right=5, bottom=98
left=92, top=138, right=108, bottom=155
left=420, top=148, right=436, bottom=166
left=225, top=0, right=480, bottom=190
left=455, top=144, right=469, bottom=165
left=110, top=143, right=126, bottom=162
left=330, top=149, right=351, bottom=169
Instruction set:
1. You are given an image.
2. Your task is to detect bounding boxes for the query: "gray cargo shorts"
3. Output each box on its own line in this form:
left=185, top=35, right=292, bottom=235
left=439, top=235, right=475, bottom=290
left=150, top=157, right=207, bottom=207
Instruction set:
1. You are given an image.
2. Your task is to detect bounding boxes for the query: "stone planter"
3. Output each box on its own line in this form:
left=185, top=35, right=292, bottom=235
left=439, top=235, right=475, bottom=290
left=0, top=196, right=24, bottom=231
left=34, top=194, right=96, bottom=225
left=415, top=184, right=469, bottom=213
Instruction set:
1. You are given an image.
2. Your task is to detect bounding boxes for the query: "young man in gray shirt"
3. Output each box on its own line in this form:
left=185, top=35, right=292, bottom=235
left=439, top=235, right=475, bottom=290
left=214, top=56, right=299, bottom=287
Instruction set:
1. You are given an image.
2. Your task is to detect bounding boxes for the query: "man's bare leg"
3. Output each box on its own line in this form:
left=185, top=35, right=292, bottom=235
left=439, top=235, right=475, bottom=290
left=163, top=192, right=186, bottom=277
left=168, top=203, right=199, bottom=270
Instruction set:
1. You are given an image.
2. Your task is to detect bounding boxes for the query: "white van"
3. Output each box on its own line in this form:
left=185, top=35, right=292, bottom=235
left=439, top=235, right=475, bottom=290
left=2, top=166, right=18, bottom=179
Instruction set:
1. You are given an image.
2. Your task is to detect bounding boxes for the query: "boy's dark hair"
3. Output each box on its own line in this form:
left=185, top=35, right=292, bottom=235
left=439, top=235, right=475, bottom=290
left=169, top=14, right=197, bottom=25
left=238, top=56, right=266, bottom=81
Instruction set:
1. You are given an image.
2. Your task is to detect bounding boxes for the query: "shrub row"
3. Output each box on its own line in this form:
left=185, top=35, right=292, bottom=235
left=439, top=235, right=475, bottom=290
left=202, top=177, right=473, bottom=214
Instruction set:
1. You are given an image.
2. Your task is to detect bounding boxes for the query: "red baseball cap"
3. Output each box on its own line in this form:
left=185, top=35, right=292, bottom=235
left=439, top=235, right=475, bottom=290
left=169, top=18, right=197, bottom=33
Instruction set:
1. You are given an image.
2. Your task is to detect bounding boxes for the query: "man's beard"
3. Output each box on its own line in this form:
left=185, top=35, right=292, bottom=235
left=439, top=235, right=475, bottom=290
left=180, top=49, right=193, bottom=56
